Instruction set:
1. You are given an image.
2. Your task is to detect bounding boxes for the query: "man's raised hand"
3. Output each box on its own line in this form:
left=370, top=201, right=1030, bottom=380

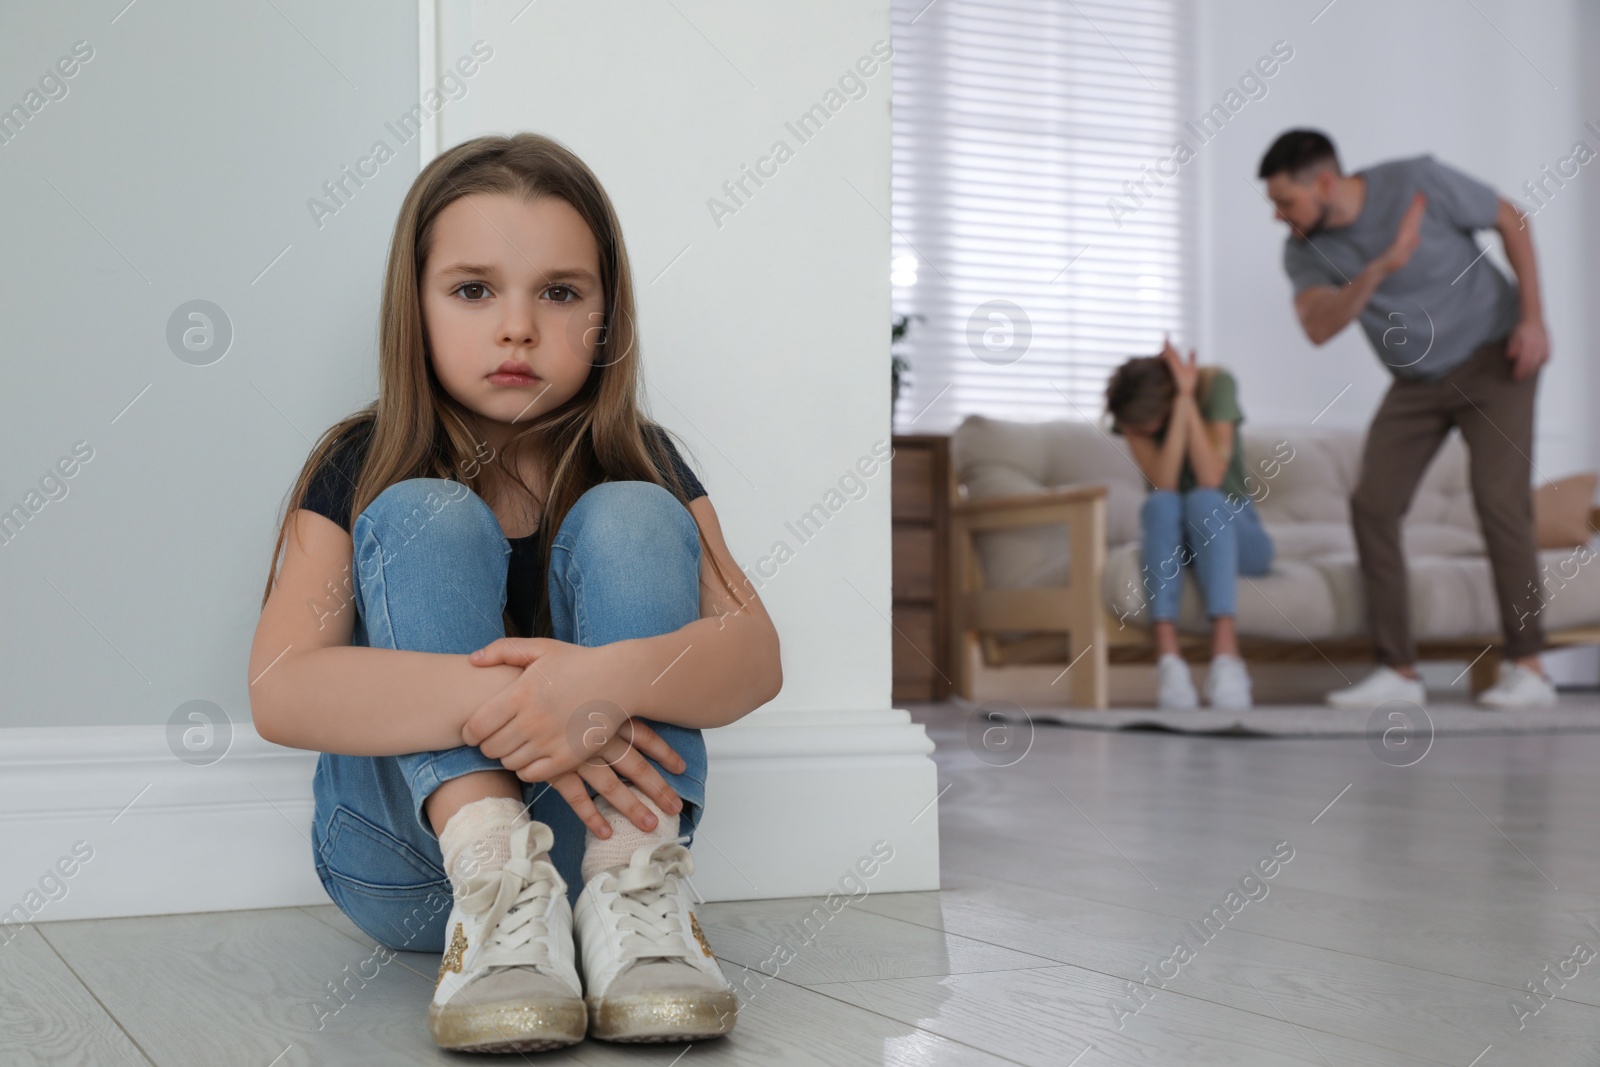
left=1381, top=192, right=1427, bottom=275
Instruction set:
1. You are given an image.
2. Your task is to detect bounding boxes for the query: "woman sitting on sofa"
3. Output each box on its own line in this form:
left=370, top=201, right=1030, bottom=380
left=1106, top=338, right=1275, bottom=710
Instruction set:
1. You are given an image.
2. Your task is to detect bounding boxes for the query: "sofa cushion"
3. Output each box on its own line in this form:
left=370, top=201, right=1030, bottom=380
left=952, top=415, right=1151, bottom=546
left=1253, top=522, right=1483, bottom=565
left=1260, top=522, right=1352, bottom=561
left=956, top=420, right=1141, bottom=590
left=1242, top=429, right=1358, bottom=525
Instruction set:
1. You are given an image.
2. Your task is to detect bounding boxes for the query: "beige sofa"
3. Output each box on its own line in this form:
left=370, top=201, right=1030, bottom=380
left=949, top=414, right=1600, bottom=707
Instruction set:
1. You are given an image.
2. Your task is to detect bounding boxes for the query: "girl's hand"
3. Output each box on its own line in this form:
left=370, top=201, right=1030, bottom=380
left=547, top=722, right=687, bottom=838
left=1161, top=334, right=1199, bottom=396
left=463, top=637, right=599, bottom=778
left=465, top=636, right=688, bottom=833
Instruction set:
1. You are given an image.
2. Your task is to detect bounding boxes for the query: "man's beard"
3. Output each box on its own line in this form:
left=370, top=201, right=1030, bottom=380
left=1300, top=202, right=1333, bottom=238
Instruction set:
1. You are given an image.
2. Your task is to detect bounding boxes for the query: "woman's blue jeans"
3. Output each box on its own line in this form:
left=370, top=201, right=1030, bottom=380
left=1139, top=488, right=1274, bottom=622
left=309, top=478, right=707, bottom=953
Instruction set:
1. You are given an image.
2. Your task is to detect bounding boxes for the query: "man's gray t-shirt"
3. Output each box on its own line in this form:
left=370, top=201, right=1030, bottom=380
left=1280, top=154, right=1520, bottom=380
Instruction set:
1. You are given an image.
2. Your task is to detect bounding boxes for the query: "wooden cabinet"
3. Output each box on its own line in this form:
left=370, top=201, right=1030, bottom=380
left=891, top=434, right=951, bottom=701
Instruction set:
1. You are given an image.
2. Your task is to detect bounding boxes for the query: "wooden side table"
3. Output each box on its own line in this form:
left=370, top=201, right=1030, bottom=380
left=891, top=434, right=952, bottom=702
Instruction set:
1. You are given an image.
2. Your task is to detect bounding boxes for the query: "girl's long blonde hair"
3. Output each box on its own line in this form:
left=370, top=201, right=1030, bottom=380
left=261, top=132, right=747, bottom=638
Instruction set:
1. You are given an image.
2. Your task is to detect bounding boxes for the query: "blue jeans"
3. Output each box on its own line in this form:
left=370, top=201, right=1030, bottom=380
left=310, top=478, right=707, bottom=952
left=1139, top=488, right=1274, bottom=622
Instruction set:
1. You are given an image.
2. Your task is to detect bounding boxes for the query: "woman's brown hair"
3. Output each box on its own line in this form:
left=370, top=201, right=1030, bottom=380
left=1105, top=355, right=1218, bottom=433
left=1105, top=356, right=1174, bottom=433
left=260, top=132, right=749, bottom=639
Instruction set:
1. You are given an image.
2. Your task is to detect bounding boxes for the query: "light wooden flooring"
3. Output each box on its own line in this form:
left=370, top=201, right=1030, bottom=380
left=9, top=699, right=1600, bottom=1065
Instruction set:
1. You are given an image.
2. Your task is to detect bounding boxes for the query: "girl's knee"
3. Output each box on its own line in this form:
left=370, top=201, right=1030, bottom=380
left=354, top=478, right=501, bottom=562
left=561, top=480, right=699, bottom=559
left=353, top=483, right=502, bottom=585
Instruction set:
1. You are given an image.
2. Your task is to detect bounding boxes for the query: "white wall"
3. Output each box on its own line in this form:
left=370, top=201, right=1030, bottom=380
left=0, top=1, right=417, bottom=729
left=1194, top=0, right=1591, bottom=482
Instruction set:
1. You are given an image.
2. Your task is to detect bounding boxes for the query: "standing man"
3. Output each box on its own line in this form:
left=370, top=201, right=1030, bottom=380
left=1258, top=129, right=1554, bottom=709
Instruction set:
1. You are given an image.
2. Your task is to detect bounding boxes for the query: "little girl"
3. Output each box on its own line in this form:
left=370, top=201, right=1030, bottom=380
left=1106, top=338, right=1274, bottom=710
left=249, top=133, right=782, bottom=1053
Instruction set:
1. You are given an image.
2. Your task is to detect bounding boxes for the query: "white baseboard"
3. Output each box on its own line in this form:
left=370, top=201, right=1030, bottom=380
left=0, top=709, right=940, bottom=926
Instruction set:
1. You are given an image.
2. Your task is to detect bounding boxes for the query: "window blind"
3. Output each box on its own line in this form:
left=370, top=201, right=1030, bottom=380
left=890, top=0, right=1194, bottom=433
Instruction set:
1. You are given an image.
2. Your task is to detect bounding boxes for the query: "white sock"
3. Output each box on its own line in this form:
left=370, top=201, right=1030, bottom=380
left=580, top=788, right=679, bottom=885
left=438, top=796, right=530, bottom=896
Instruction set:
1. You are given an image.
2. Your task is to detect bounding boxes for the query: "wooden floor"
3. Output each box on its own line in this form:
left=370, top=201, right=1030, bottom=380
left=9, top=699, right=1600, bottom=1065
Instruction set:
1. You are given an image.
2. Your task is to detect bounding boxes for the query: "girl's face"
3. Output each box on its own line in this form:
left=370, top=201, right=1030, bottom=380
left=420, top=192, right=605, bottom=450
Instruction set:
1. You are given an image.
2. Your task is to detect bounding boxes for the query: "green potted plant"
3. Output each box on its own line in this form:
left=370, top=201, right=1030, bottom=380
left=892, top=312, right=923, bottom=420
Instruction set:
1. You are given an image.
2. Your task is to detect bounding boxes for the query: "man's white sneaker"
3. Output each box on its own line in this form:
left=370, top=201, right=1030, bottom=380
left=1477, top=662, right=1558, bottom=709
left=428, top=821, right=586, bottom=1053
left=1205, top=654, right=1253, bottom=710
left=1326, top=666, right=1426, bottom=710
left=1157, top=653, right=1199, bottom=710
left=574, top=838, right=738, bottom=1043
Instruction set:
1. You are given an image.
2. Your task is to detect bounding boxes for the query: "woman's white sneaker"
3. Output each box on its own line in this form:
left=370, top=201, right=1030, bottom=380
left=428, top=821, right=587, bottom=1053
left=1326, top=666, right=1426, bottom=709
left=1205, top=654, right=1253, bottom=710
left=1157, top=653, right=1199, bottom=710
left=573, top=838, right=738, bottom=1042
left=1477, top=662, right=1558, bottom=709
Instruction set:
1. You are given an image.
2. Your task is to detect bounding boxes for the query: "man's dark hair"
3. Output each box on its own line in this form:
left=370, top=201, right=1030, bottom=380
left=1257, top=129, right=1341, bottom=180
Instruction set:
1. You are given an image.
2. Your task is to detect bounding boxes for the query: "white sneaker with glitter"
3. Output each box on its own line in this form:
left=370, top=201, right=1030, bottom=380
left=1477, top=662, right=1558, bottom=709
left=574, top=838, right=738, bottom=1042
left=428, top=821, right=586, bottom=1053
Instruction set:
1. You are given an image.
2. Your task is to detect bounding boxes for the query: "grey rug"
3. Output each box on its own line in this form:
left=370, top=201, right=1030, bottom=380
left=950, top=695, right=1600, bottom=738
